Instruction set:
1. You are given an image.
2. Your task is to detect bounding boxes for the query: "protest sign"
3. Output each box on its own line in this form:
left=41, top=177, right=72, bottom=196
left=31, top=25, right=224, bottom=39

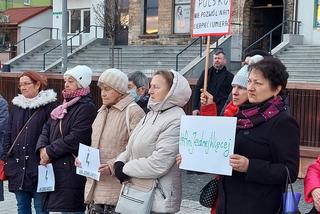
left=192, top=0, right=232, bottom=37
left=76, top=143, right=101, bottom=181
left=37, top=163, right=55, bottom=192
left=179, top=115, right=236, bottom=175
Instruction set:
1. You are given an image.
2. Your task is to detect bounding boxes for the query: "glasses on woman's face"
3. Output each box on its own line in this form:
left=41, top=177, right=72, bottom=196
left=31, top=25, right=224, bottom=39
left=18, top=82, right=34, bottom=89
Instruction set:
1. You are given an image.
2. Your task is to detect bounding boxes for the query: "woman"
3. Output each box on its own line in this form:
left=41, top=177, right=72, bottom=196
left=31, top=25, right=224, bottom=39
left=216, top=57, right=300, bottom=214
left=3, top=71, right=57, bottom=214
left=114, top=70, right=192, bottom=214
left=83, top=68, right=145, bottom=213
left=36, top=65, right=96, bottom=214
left=128, top=71, right=150, bottom=113
left=200, top=54, right=264, bottom=116
left=0, top=95, right=8, bottom=202
left=304, top=157, right=320, bottom=213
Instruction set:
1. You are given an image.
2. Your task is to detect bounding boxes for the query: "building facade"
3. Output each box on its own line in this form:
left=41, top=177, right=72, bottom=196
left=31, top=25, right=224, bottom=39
left=0, top=0, right=52, bottom=11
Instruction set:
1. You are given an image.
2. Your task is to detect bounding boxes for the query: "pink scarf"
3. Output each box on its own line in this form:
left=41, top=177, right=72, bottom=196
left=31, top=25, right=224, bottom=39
left=50, top=87, right=90, bottom=120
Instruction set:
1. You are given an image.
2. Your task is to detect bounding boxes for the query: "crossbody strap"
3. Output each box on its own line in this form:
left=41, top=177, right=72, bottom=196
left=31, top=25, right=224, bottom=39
left=7, top=109, right=40, bottom=156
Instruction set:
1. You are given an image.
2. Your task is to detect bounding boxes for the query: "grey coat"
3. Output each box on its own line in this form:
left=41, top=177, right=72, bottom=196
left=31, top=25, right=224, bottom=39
left=117, top=71, right=192, bottom=213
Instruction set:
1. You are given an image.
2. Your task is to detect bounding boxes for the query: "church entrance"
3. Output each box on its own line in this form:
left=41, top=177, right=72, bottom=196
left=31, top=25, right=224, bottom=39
left=245, top=0, right=284, bottom=52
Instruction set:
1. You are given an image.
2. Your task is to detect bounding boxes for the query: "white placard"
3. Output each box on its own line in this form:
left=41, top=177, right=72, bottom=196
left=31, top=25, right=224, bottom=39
left=192, top=0, right=232, bottom=37
left=76, top=143, right=101, bottom=181
left=37, top=164, right=55, bottom=192
left=179, top=116, right=236, bottom=175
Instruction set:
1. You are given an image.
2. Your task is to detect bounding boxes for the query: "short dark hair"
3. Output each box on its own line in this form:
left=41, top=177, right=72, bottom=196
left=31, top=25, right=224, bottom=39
left=249, top=58, right=289, bottom=95
left=153, top=70, right=174, bottom=89
left=128, top=71, right=149, bottom=89
left=214, top=49, right=226, bottom=56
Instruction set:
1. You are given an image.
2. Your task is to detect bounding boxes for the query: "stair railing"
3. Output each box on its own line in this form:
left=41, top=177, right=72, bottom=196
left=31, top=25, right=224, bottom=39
left=243, top=19, right=301, bottom=56
left=42, top=25, right=104, bottom=70
left=0, top=27, right=59, bottom=54
left=176, top=37, right=203, bottom=71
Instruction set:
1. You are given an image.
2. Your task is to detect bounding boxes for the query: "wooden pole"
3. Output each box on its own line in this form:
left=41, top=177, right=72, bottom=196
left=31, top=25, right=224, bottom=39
left=203, top=35, right=211, bottom=92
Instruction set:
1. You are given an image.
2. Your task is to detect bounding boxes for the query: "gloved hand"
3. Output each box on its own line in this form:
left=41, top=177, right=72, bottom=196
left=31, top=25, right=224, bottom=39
left=114, top=161, right=130, bottom=183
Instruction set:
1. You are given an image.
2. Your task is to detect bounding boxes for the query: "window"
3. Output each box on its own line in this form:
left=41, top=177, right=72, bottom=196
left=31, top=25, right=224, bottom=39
left=174, top=0, right=191, bottom=34
left=315, top=0, right=320, bottom=28
left=24, top=0, right=31, bottom=6
left=144, top=0, right=158, bottom=34
left=70, top=10, right=81, bottom=33
left=68, top=9, right=91, bottom=33
left=83, top=10, right=90, bottom=33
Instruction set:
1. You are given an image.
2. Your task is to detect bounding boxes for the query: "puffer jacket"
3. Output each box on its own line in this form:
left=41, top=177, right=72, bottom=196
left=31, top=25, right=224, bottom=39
left=116, top=70, right=192, bottom=213
left=4, top=90, right=57, bottom=193
left=85, top=94, right=145, bottom=205
left=305, top=156, right=320, bottom=204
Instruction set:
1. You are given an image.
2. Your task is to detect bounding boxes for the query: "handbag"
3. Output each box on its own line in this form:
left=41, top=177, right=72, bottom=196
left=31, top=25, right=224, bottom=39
left=283, top=167, right=301, bottom=214
left=199, top=176, right=219, bottom=208
left=115, top=178, right=156, bottom=214
left=0, top=160, right=6, bottom=181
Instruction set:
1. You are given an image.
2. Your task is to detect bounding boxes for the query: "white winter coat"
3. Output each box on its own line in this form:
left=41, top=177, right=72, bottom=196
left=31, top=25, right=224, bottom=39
left=116, top=70, right=191, bottom=213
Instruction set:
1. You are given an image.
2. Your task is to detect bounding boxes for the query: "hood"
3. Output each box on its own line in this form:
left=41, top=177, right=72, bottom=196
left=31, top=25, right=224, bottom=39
left=12, top=89, right=57, bottom=109
left=148, top=70, right=192, bottom=111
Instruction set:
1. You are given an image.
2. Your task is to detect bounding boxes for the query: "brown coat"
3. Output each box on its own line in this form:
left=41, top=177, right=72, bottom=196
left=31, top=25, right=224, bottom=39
left=84, top=94, right=145, bottom=205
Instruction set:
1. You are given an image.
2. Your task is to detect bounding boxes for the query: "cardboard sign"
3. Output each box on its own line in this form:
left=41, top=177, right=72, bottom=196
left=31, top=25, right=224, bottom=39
left=179, top=116, right=236, bottom=175
left=192, top=0, right=232, bottom=36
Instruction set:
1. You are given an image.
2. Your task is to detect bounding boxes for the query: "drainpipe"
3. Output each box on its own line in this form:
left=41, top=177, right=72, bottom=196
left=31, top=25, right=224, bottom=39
left=61, top=0, right=68, bottom=73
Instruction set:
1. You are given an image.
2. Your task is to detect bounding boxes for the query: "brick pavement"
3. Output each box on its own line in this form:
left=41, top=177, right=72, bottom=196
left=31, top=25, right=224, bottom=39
left=0, top=180, right=210, bottom=214
left=0, top=177, right=313, bottom=214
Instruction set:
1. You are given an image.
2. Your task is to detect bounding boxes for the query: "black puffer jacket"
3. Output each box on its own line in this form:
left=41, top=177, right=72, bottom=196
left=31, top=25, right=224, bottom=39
left=36, top=95, right=96, bottom=212
left=4, top=89, right=57, bottom=192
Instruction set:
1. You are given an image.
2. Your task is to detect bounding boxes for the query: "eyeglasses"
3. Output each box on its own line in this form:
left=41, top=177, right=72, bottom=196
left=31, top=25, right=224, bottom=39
left=18, top=82, right=34, bottom=89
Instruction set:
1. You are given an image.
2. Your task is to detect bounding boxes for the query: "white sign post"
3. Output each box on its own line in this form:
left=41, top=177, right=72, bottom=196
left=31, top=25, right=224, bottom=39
left=179, top=116, right=237, bottom=175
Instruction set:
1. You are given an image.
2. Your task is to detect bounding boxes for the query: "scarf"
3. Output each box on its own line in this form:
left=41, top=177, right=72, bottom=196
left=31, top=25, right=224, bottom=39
left=223, top=101, right=239, bottom=117
left=50, top=87, right=90, bottom=120
left=236, top=95, right=286, bottom=129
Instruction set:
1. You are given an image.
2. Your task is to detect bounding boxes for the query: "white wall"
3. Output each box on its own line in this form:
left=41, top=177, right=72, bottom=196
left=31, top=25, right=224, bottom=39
left=52, top=0, right=104, bottom=43
left=18, top=9, right=53, bottom=54
left=298, top=1, right=320, bottom=45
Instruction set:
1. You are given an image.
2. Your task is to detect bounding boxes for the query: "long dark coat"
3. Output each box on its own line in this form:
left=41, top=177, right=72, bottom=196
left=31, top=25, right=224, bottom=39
left=36, top=95, right=96, bottom=212
left=216, top=110, right=300, bottom=214
left=4, top=91, right=56, bottom=193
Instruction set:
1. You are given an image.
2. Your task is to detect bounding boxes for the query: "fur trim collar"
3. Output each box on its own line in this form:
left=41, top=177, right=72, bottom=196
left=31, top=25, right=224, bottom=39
left=12, top=89, right=57, bottom=109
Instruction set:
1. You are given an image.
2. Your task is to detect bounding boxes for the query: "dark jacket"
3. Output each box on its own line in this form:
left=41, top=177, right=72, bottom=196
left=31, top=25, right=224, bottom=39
left=3, top=90, right=56, bottom=193
left=193, top=66, right=233, bottom=115
left=36, top=95, right=96, bottom=212
left=217, top=110, right=300, bottom=214
left=0, top=95, right=8, bottom=201
left=136, top=93, right=149, bottom=113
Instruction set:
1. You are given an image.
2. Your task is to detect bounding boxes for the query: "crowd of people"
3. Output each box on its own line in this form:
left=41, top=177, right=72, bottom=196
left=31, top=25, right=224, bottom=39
left=0, top=49, right=319, bottom=214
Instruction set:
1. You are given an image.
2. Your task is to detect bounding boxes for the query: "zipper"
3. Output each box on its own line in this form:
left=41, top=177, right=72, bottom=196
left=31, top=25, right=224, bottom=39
left=156, top=179, right=166, bottom=199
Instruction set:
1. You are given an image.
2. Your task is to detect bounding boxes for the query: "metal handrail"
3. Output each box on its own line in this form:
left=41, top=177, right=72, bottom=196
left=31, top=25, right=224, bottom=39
left=43, top=25, right=104, bottom=70
left=0, top=27, right=59, bottom=54
left=243, top=20, right=301, bottom=55
left=176, top=37, right=203, bottom=71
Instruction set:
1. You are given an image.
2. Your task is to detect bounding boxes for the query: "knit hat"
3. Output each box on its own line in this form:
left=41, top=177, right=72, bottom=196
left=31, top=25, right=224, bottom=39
left=98, top=68, right=128, bottom=94
left=64, top=65, right=92, bottom=88
left=231, top=55, right=264, bottom=88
